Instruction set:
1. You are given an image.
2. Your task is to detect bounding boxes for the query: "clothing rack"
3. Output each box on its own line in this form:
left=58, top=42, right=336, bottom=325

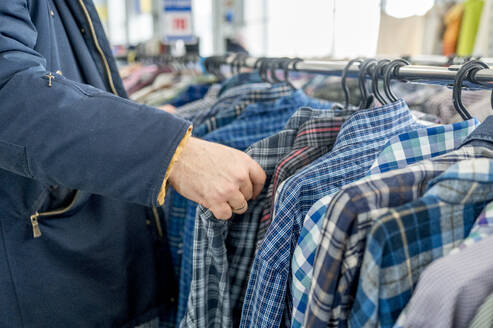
left=213, top=54, right=493, bottom=89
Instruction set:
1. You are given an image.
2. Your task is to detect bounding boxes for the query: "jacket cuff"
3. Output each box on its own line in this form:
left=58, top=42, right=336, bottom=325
left=157, top=125, right=192, bottom=205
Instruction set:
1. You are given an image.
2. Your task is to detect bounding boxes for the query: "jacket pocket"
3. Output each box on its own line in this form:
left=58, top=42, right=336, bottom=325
left=29, top=190, right=92, bottom=238
left=0, top=140, right=31, bottom=178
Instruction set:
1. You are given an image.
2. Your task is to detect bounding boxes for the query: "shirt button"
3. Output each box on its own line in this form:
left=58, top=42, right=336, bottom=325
left=50, top=9, right=55, bottom=17
left=81, top=28, right=86, bottom=34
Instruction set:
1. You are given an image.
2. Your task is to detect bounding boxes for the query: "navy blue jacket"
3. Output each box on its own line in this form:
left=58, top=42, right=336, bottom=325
left=0, top=0, right=191, bottom=326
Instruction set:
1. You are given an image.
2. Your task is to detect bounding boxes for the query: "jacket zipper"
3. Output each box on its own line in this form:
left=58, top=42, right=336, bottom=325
left=29, top=190, right=81, bottom=238
left=152, top=207, right=164, bottom=240
left=77, top=0, right=118, bottom=96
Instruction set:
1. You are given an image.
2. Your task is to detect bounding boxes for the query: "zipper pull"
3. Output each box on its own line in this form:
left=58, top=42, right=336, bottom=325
left=30, top=212, right=42, bottom=238
left=45, top=73, right=55, bottom=87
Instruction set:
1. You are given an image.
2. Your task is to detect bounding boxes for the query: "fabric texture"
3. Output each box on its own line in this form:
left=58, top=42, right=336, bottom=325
left=291, top=119, right=478, bottom=328
left=176, top=84, right=221, bottom=120
left=304, top=145, right=493, bottom=328
left=179, top=106, right=334, bottom=328
left=176, top=91, right=331, bottom=324
left=256, top=109, right=357, bottom=246
left=349, top=158, right=493, bottom=328
left=189, top=82, right=270, bottom=127
left=394, top=199, right=493, bottom=328
left=169, top=82, right=289, bottom=284
left=468, top=292, right=493, bottom=328
left=168, top=83, right=212, bottom=108
left=240, top=100, right=420, bottom=328
left=193, top=83, right=292, bottom=138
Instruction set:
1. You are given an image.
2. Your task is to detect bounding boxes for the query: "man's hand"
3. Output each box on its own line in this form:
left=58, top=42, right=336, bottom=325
left=168, top=137, right=266, bottom=220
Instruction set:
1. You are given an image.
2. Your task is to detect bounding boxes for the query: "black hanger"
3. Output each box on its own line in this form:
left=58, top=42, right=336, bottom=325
left=229, top=53, right=243, bottom=75
left=282, top=57, right=302, bottom=90
left=269, top=58, right=285, bottom=84
left=452, top=59, right=489, bottom=120
left=358, top=58, right=378, bottom=109
left=371, top=59, right=391, bottom=105
left=258, top=58, right=272, bottom=84
left=383, top=59, right=409, bottom=102
left=341, top=58, right=363, bottom=109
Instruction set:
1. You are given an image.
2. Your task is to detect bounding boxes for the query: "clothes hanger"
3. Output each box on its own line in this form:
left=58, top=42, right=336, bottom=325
left=269, top=58, right=285, bottom=84
left=258, top=58, right=272, bottom=84
left=282, top=57, right=302, bottom=90
left=371, top=59, right=391, bottom=105
left=383, top=58, right=409, bottom=103
left=341, top=58, right=363, bottom=109
left=229, top=53, right=242, bottom=75
left=358, top=58, right=378, bottom=109
left=452, top=59, right=489, bottom=120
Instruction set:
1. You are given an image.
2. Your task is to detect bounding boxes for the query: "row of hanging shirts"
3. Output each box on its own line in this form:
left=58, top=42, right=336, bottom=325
left=124, top=53, right=493, bottom=328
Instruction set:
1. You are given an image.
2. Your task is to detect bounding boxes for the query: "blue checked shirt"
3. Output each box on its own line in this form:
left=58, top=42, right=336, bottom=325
left=304, top=152, right=493, bottom=328
left=216, top=72, right=264, bottom=97
left=176, top=84, right=221, bottom=120
left=291, top=119, right=479, bottom=327
left=189, top=82, right=270, bottom=126
left=394, top=199, right=493, bottom=328
left=240, top=99, right=420, bottom=328
left=179, top=106, right=334, bottom=328
left=349, top=158, right=493, bottom=328
left=177, top=92, right=331, bottom=325
left=203, top=90, right=330, bottom=150
left=193, top=84, right=292, bottom=138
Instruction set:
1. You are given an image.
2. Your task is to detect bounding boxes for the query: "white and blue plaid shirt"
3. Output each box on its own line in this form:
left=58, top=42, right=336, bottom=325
left=291, top=118, right=479, bottom=328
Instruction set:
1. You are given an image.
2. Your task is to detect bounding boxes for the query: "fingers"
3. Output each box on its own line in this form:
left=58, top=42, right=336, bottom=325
left=239, top=178, right=253, bottom=201
left=209, top=202, right=233, bottom=220
left=249, top=160, right=267, bottom=199
left=227, top=190, right=249, bottom=215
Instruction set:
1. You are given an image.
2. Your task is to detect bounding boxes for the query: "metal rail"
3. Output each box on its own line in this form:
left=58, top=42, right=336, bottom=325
left=217, top=55, right=493, bottom=89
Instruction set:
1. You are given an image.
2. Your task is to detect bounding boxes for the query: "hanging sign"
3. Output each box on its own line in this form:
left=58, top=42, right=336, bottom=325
left=163, top=0, right=195, bottom=43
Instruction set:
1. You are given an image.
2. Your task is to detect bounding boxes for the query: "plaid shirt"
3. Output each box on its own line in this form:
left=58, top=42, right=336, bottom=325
left=176, top=92, right=331, bottom=324
left=349, top=158, right=493, bottom=328
left=291, top=119, right=478, bottom=327
left=304, top=148, right=493, bottom=328
left=256, top=110, right=356, bottom=246
left=176, top=84, right=221, bottom=120
left=173, top=82, right=289, bottom=322
left=203, top=90, right=330, bottom=150
left=395, top=199, right=493, bottom=328
left=179, top=106, right=334, bottom=328
left=193, top=83, right=292, bottom=137
left=189, top=82, right=270, bottom=126
left=240, top=100, right=420, bottom=328
left=369, top=119, right=479, bottom=175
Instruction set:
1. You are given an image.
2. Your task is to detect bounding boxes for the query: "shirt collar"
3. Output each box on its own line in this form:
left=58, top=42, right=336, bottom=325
left=425, top=158, right=493, bottom=204
left=371, top=118, right=480, bottom=171
left=331, top=99, right=417, bottom=151
left=292, top=111, right=353, bottom=149
left=284, top=107, right=321, bottom=131
left=460, top=116, right=493, bottom=149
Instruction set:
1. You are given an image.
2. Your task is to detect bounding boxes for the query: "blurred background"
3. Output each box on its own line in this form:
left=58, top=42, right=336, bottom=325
left=95, top=0, right=491, bottom=59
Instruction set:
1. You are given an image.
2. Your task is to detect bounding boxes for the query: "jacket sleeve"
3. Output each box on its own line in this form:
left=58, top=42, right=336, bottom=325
left=0, top=1, right=192, bottom=207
